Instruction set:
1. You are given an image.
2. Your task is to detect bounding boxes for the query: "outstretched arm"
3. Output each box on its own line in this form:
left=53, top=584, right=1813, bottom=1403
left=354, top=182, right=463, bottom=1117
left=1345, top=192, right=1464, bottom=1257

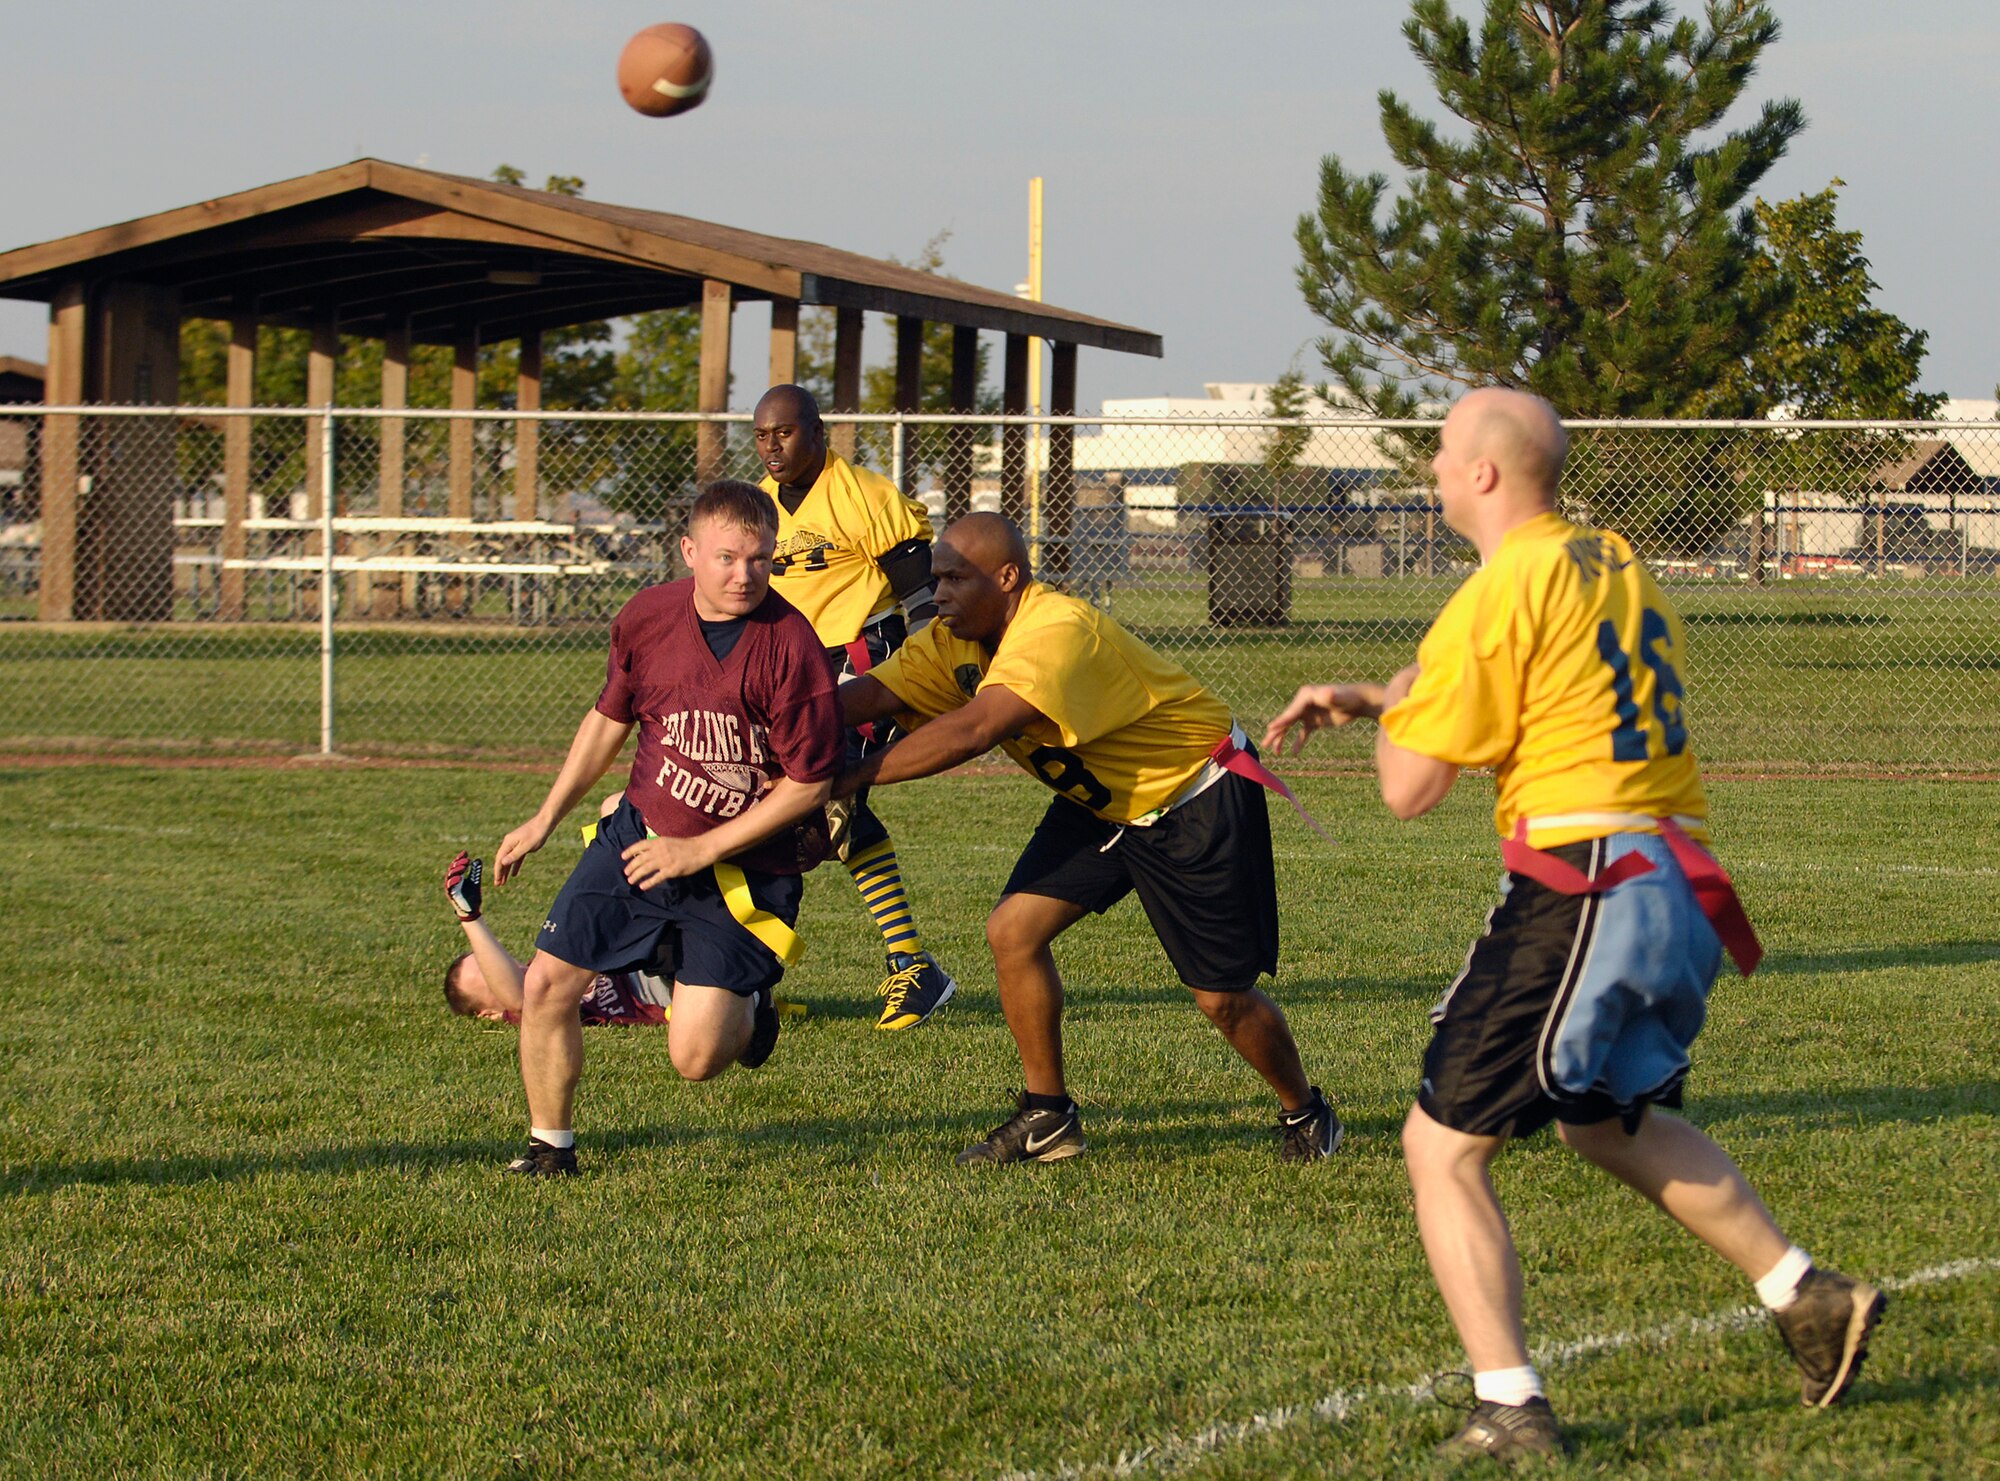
left=443, top=852, right=527, bottom=1013
left=839, top=685, right=1041, bottom=797
left=1371, top=665, right=1459, bottom=820
left=496, top=707, right=633, bottom=883
left=1265, top=665, right=1458, bottom=820
left=840, top=674, right=905, bottom=730
left=1262, top=681, right=1393, bottom=754
left=459, top=916, right=527, bottom=1013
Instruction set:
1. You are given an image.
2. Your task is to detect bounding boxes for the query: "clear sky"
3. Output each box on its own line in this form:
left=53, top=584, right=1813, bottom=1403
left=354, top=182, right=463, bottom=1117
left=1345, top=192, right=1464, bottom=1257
left=3, top=1, right=1993, bottom=409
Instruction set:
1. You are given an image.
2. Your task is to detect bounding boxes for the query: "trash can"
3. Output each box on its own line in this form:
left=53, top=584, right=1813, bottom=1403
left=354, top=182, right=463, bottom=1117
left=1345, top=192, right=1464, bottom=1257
left=1181, top=463, right=1294, bottom=627
left=1206, top=509, right=1291, bottom=626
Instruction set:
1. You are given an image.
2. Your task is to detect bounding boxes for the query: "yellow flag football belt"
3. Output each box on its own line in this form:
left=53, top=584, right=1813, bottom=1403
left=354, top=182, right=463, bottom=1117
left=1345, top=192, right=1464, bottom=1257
left=580, top=817, right=804, bottom=967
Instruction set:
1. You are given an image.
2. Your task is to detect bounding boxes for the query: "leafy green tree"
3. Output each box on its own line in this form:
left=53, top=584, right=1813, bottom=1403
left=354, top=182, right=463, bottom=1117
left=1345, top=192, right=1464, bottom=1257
left=1297, top=0, right=1802, bottom=419
left=857, top=231, right=998, bottom=484
left=1727, top=181, right=1941, bottom=420
left=1717, top=180, right=1944, bottom=578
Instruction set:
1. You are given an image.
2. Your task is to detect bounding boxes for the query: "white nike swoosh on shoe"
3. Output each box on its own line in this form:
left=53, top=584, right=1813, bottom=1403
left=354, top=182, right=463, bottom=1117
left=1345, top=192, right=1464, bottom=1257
left=1024, top=1124, right=1071, bottom=1154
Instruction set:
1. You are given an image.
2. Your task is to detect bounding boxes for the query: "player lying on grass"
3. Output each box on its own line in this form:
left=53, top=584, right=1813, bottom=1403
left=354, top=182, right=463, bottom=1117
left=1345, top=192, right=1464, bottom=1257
left=756, top=384, right=959, bottom=1031
left=490, top=480, right=842, bottom=1178
left=442, top=837, right=807, bottom=1026
left=837, top=512, right=1340, bottom=1166
left=442, top=848, right=671, bottom=1025
left=1265, top=388, right=1885, bottom=1462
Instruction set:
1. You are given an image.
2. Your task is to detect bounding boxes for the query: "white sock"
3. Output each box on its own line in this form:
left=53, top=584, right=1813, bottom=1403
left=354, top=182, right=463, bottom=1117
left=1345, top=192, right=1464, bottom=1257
left=530, top=1126, right=575, bottom=1149
left=1755, top=1245, right=1813, bottom=1309
left=1473, top=1365, right=1544, bottom=1407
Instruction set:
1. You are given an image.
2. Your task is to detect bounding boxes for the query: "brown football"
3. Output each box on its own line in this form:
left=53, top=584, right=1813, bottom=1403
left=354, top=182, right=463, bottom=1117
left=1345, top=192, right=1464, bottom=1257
left=617, top=23, right=712, bottom=118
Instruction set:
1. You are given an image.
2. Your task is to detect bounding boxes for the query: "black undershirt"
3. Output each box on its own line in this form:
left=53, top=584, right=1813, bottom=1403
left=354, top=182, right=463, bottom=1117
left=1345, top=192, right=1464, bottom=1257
left=699, top=613, right=749, bottom=663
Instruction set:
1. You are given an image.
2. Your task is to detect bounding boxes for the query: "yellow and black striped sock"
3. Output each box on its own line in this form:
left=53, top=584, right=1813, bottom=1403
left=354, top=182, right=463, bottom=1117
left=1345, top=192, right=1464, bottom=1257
left=847, top=839, right=923, bottom=957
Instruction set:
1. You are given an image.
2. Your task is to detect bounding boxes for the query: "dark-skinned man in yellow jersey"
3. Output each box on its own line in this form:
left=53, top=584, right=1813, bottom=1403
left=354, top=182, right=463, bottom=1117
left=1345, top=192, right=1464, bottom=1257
left=839, top=512, right=1341, bottom=1167
left=755, top=384, right=957, bottom=1032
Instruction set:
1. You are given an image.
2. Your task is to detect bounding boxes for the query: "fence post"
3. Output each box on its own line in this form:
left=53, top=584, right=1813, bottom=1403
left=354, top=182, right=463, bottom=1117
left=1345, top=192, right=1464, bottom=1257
left=891, top=414, right=906, bottom=495
left=320, top=404, right=337, bottom=757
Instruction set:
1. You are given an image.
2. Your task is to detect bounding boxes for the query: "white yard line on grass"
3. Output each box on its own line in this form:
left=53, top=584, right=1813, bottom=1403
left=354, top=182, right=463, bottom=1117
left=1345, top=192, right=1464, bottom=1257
left=1000, top=1257, right=2000, bottom=1480
left=1736, top=856, right=2000, bottom=881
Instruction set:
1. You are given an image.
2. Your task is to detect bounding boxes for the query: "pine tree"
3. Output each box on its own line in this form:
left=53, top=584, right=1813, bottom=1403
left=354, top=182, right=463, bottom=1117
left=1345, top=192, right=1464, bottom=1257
left=1296, top=0, right=1804, bottom=419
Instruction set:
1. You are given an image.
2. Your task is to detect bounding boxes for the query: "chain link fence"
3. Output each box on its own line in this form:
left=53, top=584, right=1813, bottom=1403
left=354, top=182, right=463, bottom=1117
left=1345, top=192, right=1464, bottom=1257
left=2, top=405, right=1995, bottom=771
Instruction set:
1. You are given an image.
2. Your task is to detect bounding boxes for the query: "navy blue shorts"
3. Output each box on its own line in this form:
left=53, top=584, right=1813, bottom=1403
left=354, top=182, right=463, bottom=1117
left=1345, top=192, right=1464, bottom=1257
left=1003, top=771, right=1279, bottom=993
left=538, top=798, right=802, bottom=997
left=1419, top=832, right=1721, bottom=1139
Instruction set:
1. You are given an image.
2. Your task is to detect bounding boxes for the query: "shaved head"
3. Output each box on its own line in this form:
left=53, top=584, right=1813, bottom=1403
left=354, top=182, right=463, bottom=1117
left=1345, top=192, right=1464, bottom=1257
left=1449, top=388, right=1568, bottom=500
left=941, top=511, right=1030, bottom=574
left=932, top=513, right=1031, bottom=647
left=754, top=383, right=821, bottom=425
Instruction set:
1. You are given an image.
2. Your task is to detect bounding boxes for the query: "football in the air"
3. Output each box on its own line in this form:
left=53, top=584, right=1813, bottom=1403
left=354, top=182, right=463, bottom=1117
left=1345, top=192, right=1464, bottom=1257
left=617, top=23, right=713, bottom=118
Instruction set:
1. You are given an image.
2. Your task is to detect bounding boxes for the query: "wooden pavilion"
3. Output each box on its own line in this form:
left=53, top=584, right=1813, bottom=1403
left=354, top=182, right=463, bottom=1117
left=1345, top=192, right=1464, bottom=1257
left=0, top=158, right=1162, bottom=620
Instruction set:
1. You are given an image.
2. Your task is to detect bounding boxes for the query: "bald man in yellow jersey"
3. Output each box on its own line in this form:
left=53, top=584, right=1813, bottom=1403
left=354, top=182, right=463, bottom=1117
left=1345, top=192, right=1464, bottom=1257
left=1267, top=389, right=1884, bottom=1461
left=840, top=512, right=1339, bottom=1167
left=755, top=384, right=957, bottom=1032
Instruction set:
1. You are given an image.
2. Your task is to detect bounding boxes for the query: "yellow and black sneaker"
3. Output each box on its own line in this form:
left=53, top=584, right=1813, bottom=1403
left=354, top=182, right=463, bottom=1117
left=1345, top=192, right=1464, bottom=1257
left=875, top=951, right=957, bottom=1031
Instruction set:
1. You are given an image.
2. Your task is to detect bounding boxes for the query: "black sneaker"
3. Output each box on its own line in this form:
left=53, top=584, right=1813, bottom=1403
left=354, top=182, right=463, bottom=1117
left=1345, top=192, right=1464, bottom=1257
left=1435, top=1395, right=1564, bottom=1463
left=956, top=1092, right=1086, bottom=1166
left=1277, top=1086, right=1343, bottom=1162
left=876, top=950, right=958, bottom=1031
left=740, top=988, right=781, bottom=1069
left=504, top=1137, right=577, bottom=1178
left=1771, top=1267, right=1887, bottom=1407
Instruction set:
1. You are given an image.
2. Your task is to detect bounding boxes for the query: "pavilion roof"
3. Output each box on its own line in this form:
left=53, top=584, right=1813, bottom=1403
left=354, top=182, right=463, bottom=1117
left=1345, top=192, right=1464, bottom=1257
left=0, top=159, right=1162, bottom=356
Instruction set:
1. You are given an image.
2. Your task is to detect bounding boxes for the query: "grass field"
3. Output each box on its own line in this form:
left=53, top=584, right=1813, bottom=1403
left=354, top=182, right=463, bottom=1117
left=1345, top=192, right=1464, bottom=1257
left=3, top=577, right=1998, bottom=769
left=3, top=762, right=1995, bottom=1477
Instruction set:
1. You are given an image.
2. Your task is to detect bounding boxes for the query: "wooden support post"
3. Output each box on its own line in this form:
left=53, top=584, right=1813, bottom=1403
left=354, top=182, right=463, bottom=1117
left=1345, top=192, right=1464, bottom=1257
left=1001, top=333, right=1028, bottom=528
left=303, top=314, right=338, bottom=618
left=515, top=328, right=541, bottom=521
left=1045, top=343, right=1077, bottom=581
left=894, top=315, right=923, bottom=491
left=218, top=309, right=256, bottom=621
left=696, top=279, right=734, bottom=484
left=375, top=320, right=409, bottom=618
left=831, top=305, right=863, bottom=464
left=82, top=281, right=181, bottom=620
left=945, top=325, right=977, bottom=525
left=768, top=297, right=799, bottom=388
left=449, top=331, right=477, bottom=521
left=36, top=282, right=85, bottom=622
left=448, top=330, right=478, bottom=613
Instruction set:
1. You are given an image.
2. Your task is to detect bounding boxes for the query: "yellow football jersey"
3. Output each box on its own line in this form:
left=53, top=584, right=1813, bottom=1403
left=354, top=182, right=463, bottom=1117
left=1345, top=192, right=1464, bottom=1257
left=760, top=453, right=933, bottom=646
left=1381, top=511, right=1708, bottom=847
left=868, top=582, right=1234, bottom=824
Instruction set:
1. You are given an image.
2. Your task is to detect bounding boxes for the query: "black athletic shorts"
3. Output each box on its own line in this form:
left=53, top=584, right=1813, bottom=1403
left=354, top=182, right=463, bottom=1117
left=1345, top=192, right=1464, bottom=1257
left=1418, top=841, right=1691, bottom=1140
left=1003, top=769, right=1279, bottom=993
left=539, top=798, right=801, bottom=997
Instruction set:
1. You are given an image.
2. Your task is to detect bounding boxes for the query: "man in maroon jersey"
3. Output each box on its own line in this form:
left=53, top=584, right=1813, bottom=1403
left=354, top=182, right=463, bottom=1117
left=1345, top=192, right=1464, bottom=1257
left=491, top=481, right=843, bottom=1177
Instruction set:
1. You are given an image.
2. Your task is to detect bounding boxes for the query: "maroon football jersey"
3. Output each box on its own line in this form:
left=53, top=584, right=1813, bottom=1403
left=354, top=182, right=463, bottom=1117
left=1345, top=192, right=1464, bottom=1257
left=595, top=580, right=840, bottom=875
left=501, top=971, right=669, bottom=1027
